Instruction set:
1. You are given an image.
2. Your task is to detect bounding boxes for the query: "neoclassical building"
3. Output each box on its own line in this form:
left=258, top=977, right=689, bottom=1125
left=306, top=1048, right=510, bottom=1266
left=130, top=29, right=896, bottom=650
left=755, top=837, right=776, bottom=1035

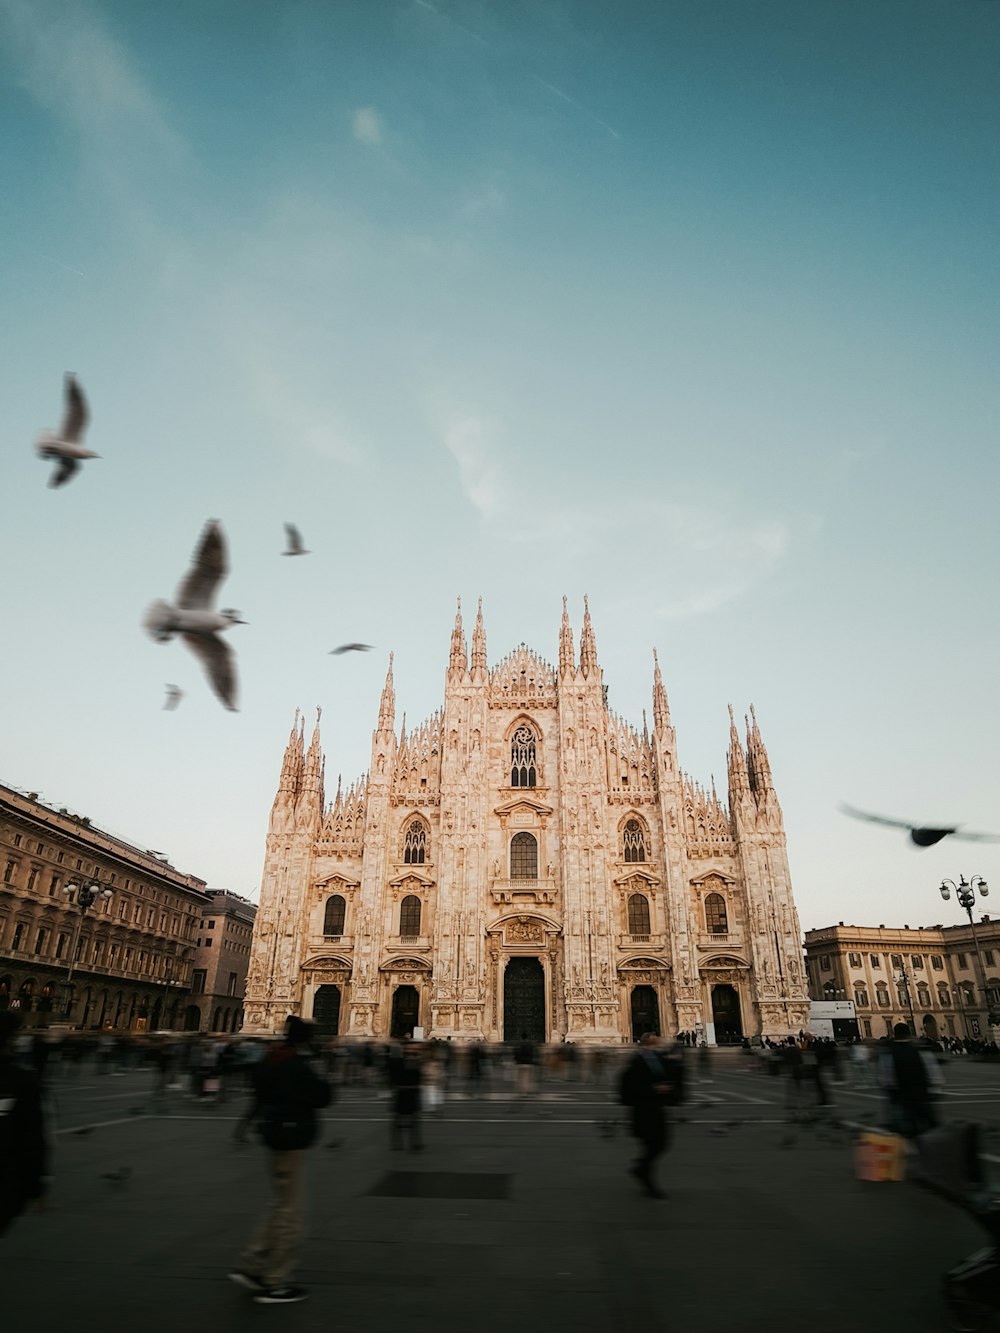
left=244, top=599, right=809, bottom=1044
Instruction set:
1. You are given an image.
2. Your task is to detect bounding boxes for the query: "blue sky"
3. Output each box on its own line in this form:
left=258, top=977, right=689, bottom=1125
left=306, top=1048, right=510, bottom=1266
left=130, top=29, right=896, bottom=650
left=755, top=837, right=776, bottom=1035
left=1, top=0, right=997, bottom=930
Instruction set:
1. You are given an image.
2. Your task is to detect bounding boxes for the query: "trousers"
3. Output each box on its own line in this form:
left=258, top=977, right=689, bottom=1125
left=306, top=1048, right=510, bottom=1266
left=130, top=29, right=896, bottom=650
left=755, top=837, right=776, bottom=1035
left=240, top=1150, right=307, bottom=1286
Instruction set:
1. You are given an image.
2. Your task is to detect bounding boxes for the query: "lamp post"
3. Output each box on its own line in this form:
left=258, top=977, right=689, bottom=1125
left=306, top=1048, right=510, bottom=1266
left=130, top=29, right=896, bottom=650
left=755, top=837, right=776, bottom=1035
left=893, top=965, right=918, bottom=1038
left=940, top=875, right=997, bottom=1030
left=62, top=879, right=113, bottom=1024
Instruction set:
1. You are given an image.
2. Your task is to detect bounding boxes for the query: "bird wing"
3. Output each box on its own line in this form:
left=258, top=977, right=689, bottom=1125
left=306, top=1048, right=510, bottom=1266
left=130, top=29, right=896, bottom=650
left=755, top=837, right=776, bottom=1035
left=285, top=523, right=302, bottom=552
left=49, top=456, right=79, bottom=488
left=331, top=643, right=373, bottom=654
left=840, top=804, right=920, bottom=831
left=176, top=520, right=228, bottom=609
left=182, top=633, right=238, bottom=711
left=61, top=374, right=89, bottom=442
left=953, top=829, right=1000, bottom=843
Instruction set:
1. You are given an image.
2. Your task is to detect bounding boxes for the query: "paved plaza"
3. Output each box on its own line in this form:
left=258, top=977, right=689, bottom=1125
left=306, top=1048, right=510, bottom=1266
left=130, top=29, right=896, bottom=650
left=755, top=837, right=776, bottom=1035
left=6, top=1052, right=999, bottom=1332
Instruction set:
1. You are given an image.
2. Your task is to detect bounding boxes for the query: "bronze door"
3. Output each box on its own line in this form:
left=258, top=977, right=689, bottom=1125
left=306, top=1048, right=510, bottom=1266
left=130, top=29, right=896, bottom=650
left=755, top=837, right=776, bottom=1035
left=504, top=957, right=545, bottom=1043
left=711, top=983, right=743, bottom=1043
left=391, top=984, right=420, bottom=1038
left=313, top=983, right=342, bottom=1036
left=630, top=984, right=660, bottom=1041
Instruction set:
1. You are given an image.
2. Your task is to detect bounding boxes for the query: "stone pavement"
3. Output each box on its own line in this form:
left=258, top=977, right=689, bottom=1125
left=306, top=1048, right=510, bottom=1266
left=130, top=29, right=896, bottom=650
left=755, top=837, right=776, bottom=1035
left=5, top=1055, right=993, bottom=1332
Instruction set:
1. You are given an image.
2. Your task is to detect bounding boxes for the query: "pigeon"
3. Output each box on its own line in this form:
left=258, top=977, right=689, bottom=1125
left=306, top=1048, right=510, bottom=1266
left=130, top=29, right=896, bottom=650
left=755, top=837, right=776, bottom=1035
left=163, top=684, right=183, bottom=711
left=282, top=523, right=310, bottom=556
left=330, top=643, right=375, bottom=656
left=36, top=373, right=99, bottom=487
left=840, top=804, right=1000, bottom=848
left=143, top=520, right=245, bottom=711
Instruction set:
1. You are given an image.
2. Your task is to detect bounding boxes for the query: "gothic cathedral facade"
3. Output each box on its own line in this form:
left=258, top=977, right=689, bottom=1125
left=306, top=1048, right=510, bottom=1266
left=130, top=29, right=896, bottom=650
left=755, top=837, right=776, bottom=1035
left=243, top=599, right=809, bottom=1044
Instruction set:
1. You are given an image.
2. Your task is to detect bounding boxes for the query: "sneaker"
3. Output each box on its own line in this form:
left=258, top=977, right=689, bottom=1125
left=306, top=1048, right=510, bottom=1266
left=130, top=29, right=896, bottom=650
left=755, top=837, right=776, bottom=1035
left=228, top=1270, right=265, bottom=1294
left=253, top=1285, right=309, bottom=1305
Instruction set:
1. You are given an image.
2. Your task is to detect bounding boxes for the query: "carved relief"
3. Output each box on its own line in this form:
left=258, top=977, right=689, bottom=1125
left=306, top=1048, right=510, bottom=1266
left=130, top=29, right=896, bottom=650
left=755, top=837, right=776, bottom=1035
left=506, top=917, right=544, bottom=944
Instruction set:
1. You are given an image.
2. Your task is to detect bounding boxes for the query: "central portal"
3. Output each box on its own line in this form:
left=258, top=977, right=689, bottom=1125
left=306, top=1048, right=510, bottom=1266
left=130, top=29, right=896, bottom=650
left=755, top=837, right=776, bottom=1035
left=503, top=956, right=545, bottom=1043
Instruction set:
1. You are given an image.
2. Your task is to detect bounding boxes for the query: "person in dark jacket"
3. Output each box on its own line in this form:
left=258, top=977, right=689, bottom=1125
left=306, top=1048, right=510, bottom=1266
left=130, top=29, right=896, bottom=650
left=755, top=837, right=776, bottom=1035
left=387, top=1035, right=424, bottom=1151
left=877, top=1022, right=941, bottom=1138
left=0, top=1012, right=49, bottom=1236
left=229, top=1016, right=331, bottom=1304
left=619, top=1032, right=677, bottom=1199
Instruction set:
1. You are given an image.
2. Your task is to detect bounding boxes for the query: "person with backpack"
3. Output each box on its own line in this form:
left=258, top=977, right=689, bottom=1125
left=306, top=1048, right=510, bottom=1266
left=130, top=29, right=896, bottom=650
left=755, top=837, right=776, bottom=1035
left=0, top=1012, right=49, bottom=1236
left=229, top=1016, right=331, bottom=1304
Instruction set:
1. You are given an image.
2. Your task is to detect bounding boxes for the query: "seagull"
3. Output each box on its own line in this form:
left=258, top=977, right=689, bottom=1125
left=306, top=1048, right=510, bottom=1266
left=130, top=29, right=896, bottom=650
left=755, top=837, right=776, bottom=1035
left=283, top=523, right=310, bottom=556
left=143, top=520, right=245, bottom=711
left=163, top=684, right=183, bottom=711
left=330, top=643, right=374, bottom=656
left=840, top=804, right=1000, bottom=848
left=36, top=373, right=99, bottom=487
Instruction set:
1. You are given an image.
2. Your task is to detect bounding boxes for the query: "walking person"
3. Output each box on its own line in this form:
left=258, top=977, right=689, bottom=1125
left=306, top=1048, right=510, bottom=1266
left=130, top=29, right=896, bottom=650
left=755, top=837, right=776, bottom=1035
left=877, top=1022, right=943, bottom=1138
left=0, top=1013, right=49, bottom=1236
left=388, top=1035, right=424, bottom=1151
left=619, top=1032, right=678, bottom=1199
left=229, top=1016, right=331, bottom=1304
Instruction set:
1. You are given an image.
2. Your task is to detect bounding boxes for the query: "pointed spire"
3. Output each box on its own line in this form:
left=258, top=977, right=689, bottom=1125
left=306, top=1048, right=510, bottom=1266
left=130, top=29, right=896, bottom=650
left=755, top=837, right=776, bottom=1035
left=378, top=652, right=395, bottom=731
left=579, top=594, right=597, bottom=674
left=278, top=707, right=304, bottom=793
left=727, top=703, right=750, bottom=798
left=559, top=595, right=575, bottom=674
left=471, top=596, right=487, bottom=673
left=746, top=703, right=774, bottom=798
left=302, top=706, right=324, bottom=798
left=652, top=647, right=670, bottom=730
left=449, top=596, right=468, bottom=675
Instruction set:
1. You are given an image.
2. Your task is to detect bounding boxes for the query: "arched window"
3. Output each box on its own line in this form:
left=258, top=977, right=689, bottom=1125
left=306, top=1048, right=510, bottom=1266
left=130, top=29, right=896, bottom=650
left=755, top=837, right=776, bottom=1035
left=822, top=980, right=836, bottom=1000
left=510, top=724, right=537, bottom=788
left=704, top=892, right=728, bottom=935
left=510, top=832, right=538, bottom=880
left=323, top=895, right=346, bottom=936
left=403, top=819, right=426, bottom=865
left=399, top=895, right=422, bottom=937
left=623, top=819, right=646, bottom=863
left=627, top=893, right=651, bottom=936
left=854, top=986, right=869, bottom=1009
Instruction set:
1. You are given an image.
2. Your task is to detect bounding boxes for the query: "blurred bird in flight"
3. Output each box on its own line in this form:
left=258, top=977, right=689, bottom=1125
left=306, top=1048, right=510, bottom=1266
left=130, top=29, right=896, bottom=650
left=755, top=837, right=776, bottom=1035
left=163, top=685, right=183, bottom=711
left=283, top=523, right=310, bottom=556
left=330, top=644, right=374, bottom=656
left=143, top=521, right=244, bottom=711
left=36, top=374, right=99, bottom=487
left=840, top=804, right=1000, bottom=848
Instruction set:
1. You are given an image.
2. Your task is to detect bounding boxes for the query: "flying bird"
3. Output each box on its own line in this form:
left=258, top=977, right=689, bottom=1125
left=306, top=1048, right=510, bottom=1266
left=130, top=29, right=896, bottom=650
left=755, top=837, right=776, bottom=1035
left=283, top=523, right=310, bottom=556
left=143, top=520, right=245, bottom=711
left=330, top=643, right=374, bottom=655
left=840, top=804, right=1000, bottom=849
left=36, top=373, right=99, bottom=487
left=163, top=684, right=183, bottom=711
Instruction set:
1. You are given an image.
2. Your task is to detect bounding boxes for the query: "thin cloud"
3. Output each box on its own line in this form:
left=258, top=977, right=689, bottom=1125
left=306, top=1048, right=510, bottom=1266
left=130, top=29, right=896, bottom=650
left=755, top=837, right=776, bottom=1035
left=414, top=0, right=489, bottom=47
left=0, top=0, right=184, bottom=159
left=352, top=106, right=384, bottom=146
left=439, top=405, right=790, bottom=616
left=534, top=75, right=621, bottom=140
left=442, top=415, right=506, bottom=518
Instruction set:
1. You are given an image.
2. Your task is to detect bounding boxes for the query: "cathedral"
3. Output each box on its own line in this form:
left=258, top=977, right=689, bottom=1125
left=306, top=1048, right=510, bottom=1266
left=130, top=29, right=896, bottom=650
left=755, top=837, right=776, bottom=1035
left=243, top=598, right=810, bottom=1044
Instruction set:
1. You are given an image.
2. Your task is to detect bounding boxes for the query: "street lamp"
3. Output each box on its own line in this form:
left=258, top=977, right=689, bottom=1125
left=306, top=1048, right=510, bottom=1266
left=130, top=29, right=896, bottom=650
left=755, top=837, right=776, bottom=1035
left=939, top=875, right=997, bottom=1028
left=894, top=965, right=918, bottom=1038
left=62, top=879, right=113, bottom=1023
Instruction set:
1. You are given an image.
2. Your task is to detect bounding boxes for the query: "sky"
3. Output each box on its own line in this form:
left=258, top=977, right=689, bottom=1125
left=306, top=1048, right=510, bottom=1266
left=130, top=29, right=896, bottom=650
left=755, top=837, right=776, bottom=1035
left=0, top=0, right=997, bottom=933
